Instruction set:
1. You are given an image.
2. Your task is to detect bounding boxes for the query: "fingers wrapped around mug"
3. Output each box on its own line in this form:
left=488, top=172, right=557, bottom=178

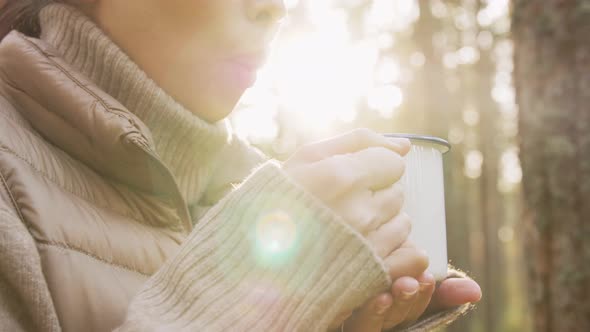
left=365, top=212, right=411, bottom=259
left=287, top=147, right=406, bottom=232
left=342, top=293, right=393, bottom=332
left=285, top=128, right=410, bottom=167
left=384, top=243, right=430, bottom=280
left=381, top=273, right=436, bottom=330
left=282, top=128, right=413, bottom=261
left=382, top=276, right=420, bottom=329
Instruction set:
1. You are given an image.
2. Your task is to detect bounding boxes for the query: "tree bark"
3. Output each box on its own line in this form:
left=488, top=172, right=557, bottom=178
left=513, top=1, right=590, bottom=331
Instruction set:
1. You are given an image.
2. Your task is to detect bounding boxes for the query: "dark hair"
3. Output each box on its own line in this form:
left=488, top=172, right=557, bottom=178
left=0, top=0, right=51, bottom=41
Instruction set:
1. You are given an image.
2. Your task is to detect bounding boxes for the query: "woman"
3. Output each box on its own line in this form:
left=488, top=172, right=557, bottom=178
left=0, top=0, right=481, bottom=331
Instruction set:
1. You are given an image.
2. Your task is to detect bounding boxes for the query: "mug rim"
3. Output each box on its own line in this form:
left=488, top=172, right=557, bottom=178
left=384, top=133, right=451, bottom=154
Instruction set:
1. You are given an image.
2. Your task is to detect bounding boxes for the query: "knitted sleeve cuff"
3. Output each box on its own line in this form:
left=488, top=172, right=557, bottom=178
left=119, top=161, right=391, bottom=332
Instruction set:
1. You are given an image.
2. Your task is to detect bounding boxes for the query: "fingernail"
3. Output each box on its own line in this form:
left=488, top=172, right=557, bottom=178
left=400, top=289, right=418, bottom=300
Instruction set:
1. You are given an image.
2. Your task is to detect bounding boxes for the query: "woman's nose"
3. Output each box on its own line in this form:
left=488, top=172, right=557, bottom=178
left=246, top=0, right=287, bottom=26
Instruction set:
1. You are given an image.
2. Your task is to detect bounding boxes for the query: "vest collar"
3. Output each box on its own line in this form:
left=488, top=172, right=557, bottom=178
left=0, top=32, right=192, bottom=232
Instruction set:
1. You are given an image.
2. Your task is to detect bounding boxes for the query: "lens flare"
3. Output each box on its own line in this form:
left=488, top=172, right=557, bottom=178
left=256, top=210, right=297, bottom=255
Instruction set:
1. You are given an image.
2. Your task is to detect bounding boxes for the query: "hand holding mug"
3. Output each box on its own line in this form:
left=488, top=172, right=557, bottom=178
left=332, top=272, right=482, bottom=332
left=283, top=128, right=431, bottom=327
left=284, top=128, right=420, bottom=259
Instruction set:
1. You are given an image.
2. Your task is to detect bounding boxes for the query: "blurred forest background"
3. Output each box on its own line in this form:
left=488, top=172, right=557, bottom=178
left=230, top=1, right=589, bottom=331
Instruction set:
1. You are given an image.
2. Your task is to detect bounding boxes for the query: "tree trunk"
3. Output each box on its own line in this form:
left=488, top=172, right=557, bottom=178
left=513, top=1, right=590, bottom=331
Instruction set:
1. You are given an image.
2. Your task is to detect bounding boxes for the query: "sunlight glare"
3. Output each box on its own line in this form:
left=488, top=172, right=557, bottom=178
left=232, top=88, right=279, bottom=142
left=368, top=84, right=403, bottom=118
left=284, top=0, right=299, bottom=10
left=367, top=0, right=419, bottom=32
left=376, top=57, right=401, bottom=83
left=232, top=105, right=279, bottom=142
left=232, top=0, right=419, bottom=139
left=270, top=34, right=377, bottom=130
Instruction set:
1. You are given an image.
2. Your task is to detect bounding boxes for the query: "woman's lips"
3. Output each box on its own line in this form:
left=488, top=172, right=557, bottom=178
left=223, top=54, right=264, bottom=89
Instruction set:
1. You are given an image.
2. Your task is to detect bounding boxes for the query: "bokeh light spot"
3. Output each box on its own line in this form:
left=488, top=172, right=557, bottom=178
left=498, top=147, right=522, bottom=192
left=463, top=105, right=480, bottom=126
left=465, top=150, right=484, bottom=179
left=410, top=52, right=426, bottom=67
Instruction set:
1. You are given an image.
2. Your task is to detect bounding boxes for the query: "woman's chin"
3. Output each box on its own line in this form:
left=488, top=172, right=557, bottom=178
left=176, top=74, right=250, bottom=123
left=185, top=96, right=239, bottom=123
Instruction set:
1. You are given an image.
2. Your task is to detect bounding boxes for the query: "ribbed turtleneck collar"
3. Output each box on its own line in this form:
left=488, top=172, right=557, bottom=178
left=39, top=3, right=232, bottom=204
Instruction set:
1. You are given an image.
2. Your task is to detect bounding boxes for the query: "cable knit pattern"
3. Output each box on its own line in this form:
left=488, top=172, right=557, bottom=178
left=39, top=4, right=231, bottom=205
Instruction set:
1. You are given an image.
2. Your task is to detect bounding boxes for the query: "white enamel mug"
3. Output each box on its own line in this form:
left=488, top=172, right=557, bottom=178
left=385, top=134, right=450, bottom=281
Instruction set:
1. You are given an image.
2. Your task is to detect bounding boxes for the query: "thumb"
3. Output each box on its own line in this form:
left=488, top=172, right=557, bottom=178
left=344, top=293, right=392, bottom=332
